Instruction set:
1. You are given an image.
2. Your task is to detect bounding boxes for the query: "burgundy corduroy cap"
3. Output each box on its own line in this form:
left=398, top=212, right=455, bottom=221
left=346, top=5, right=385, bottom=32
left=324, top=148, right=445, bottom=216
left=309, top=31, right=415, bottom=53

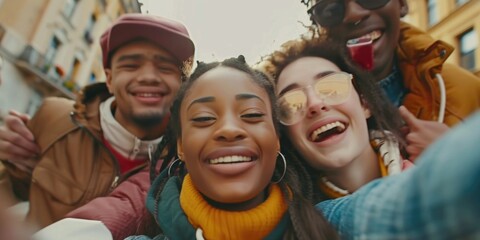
left=100, top=13, right=195, bottom=68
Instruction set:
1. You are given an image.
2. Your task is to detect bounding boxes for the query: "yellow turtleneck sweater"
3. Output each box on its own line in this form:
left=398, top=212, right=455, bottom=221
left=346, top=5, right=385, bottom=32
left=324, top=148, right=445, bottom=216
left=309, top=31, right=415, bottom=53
left=179, top=174, right=288, bottom=240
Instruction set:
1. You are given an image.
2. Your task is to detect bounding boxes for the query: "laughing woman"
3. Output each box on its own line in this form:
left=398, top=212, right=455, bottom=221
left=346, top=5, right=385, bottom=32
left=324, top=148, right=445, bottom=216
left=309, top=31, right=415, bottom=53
left=127, top=56, right=337, bottom=239
left=262, top=37, right=480, bottom=239
left=262, top=37, right=408, bottom=200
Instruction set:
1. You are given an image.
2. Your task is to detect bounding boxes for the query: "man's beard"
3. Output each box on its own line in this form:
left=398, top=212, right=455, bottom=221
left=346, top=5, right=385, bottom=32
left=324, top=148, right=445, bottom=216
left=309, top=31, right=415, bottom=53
left=131, top=112, right=165, bottom=129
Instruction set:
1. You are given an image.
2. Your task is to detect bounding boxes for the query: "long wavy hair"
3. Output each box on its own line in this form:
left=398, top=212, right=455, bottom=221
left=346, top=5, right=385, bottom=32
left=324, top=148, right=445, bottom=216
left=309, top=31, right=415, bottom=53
left=260, top=35, right=405, bottom=200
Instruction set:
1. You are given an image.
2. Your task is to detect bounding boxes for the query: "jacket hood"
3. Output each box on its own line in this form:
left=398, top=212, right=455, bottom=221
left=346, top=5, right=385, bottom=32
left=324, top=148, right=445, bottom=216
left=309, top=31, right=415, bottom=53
left=71, top=82, right=113, bottom=139
left=77, top=82, right=113, bottom=106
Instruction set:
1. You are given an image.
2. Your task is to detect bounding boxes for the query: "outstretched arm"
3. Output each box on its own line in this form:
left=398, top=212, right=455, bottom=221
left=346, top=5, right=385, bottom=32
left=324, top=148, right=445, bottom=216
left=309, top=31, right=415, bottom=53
left=318, top=110, right=480, bottom=239
left=65, top=170, right=151, bottom=240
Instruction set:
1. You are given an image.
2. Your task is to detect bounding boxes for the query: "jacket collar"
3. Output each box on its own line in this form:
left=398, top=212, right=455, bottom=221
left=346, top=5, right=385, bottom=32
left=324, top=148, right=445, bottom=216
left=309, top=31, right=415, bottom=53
left=396, top=22, right=453, bottom=68
left=149, top=175, right=197, bottom=239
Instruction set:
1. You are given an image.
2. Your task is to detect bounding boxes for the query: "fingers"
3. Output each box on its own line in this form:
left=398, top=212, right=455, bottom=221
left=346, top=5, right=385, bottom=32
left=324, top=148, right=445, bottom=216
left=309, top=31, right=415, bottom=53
left=405, top=145, right=422, bottom=162
left=0, top=140, right=37, bottom=159
left=0, top=129, right=39, bottom=156
left=405, top=131, right=425, bottom=161
left=0, top=116, right=40, bottom=160
left=0, top=111, right=39, bottom=174
left=8, top=110, right=30, bottom=123
left=406, top=122, right=449, bottom=146
left=399, top=126, right=410, bottom=139
left=405, top=132, right=428, bottom=147
left=5, top=114, right=35, bottom=142
left=399, top=106, right=419, bottom=130
left=402, top=160, right=415, bottom=170
left=9, top=159, right=35, bottom=174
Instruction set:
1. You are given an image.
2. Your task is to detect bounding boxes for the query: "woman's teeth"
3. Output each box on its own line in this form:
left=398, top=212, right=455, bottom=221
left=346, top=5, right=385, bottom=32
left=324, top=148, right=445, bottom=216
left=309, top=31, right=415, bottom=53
left=310, top=121, right=346, bottom=141
left=209, top=155, right=252, bottom=164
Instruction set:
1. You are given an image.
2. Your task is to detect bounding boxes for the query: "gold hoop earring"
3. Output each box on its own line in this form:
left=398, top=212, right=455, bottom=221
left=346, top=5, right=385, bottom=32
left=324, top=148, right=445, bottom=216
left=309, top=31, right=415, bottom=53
left=271, top=152, right=287, bottom=184
left=168, top=158, right=183, bottom=177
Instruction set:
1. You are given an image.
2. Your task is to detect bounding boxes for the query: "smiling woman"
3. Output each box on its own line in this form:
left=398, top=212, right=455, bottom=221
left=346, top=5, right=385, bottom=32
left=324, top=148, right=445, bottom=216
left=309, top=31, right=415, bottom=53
left=178, top=66, right=279, bottom=208
left=260, top=30, right=480, bottom=239
left=262, top=34, right=407, bottom=199
left=127, top=56, right=338, bottom=239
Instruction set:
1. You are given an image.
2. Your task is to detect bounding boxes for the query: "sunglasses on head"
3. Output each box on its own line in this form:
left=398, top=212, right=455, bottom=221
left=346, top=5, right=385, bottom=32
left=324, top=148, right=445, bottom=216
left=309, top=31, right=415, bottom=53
left=277, top=72, right=353, bottom=126
left=308, top=0, right=390, bottom=27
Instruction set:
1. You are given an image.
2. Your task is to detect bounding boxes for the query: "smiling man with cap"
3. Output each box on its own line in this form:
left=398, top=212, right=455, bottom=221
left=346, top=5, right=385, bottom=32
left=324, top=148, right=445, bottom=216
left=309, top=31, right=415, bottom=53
left=0, top=13, right=195, bottom=237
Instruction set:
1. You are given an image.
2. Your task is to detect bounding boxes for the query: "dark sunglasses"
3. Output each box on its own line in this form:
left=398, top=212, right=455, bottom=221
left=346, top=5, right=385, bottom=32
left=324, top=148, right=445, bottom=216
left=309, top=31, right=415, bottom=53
left=308, top=0, right=390, bottom=27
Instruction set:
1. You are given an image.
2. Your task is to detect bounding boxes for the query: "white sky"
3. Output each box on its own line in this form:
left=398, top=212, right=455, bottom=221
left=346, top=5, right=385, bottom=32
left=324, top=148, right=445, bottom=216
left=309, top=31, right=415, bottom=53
left=138, top=0, right=311, bottom=65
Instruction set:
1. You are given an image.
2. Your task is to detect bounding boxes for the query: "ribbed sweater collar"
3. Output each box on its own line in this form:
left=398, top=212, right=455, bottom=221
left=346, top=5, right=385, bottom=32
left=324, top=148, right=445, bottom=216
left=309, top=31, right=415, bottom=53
left=179, top=174, right=287, bottom=240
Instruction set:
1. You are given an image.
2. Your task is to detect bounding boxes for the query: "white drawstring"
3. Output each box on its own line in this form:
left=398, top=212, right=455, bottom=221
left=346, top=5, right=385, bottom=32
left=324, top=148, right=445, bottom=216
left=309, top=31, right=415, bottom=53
left=148, top=144, right=154, bottom=162
left=195, top=228, right=205, bottom=240
left=130, top=138, right=141, bottom=159
left=435, top=73, right=446, bottom=123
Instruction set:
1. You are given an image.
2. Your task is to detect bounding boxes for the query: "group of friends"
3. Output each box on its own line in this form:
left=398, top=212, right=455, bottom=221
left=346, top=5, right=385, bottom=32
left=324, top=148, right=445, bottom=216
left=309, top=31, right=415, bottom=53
left=1, top=0, right=480, bottom=239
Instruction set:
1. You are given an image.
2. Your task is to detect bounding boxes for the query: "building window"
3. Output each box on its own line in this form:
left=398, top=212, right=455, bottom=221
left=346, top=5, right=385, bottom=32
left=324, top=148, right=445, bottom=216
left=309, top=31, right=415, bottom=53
left=89, top=72, right=97, bottom=83
left=84, top=14, right=96, bottom=44
left=427, top=0, right=438, bottom=26
left=458, top=29, right=478, bottom=71
left=45, top=36, right=61, bottom=67
left=456, top=0, right=469, bottom=6
left=26, top=91, right=43, bottom=117
left=69, top=58, right=81, bottom=80
left=63, top=0, right=79, bottom=19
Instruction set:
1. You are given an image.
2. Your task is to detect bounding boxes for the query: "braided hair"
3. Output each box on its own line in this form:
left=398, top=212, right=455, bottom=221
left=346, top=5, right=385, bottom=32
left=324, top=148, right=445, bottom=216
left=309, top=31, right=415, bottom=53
left=147, top=56, right=338, bottom=239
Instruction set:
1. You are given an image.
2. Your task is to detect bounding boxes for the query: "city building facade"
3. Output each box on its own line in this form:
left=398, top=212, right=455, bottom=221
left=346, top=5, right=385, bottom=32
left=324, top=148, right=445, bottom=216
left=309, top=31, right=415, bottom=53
left=405, top=0, right=480, bottom=77
left=0, top=0, right=141, bottom=123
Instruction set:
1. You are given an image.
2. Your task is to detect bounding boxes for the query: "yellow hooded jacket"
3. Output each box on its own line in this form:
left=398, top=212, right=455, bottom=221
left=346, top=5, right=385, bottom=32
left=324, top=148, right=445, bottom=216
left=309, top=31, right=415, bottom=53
left=398, top=22, right=480, bottom=126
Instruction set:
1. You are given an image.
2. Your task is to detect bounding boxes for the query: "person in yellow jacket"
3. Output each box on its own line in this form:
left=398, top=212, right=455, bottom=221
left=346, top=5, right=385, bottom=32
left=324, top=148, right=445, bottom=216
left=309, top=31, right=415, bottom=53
left=302, top=0, right=480, bottom=160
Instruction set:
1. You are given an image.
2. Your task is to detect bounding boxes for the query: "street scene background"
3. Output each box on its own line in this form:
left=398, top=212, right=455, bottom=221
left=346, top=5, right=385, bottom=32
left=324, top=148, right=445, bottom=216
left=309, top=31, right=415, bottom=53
left=0, top=0, right=478, bottom=123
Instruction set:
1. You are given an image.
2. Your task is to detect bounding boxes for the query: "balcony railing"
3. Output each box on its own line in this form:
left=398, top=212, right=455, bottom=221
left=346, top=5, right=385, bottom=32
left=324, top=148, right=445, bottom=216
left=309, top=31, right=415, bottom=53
left=16, top=45, right=76, bottom=99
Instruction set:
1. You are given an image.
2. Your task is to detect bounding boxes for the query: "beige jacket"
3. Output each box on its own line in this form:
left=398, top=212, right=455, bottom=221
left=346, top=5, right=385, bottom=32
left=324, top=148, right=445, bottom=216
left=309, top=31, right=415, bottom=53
left=0, top=83, right=147, bottom=229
